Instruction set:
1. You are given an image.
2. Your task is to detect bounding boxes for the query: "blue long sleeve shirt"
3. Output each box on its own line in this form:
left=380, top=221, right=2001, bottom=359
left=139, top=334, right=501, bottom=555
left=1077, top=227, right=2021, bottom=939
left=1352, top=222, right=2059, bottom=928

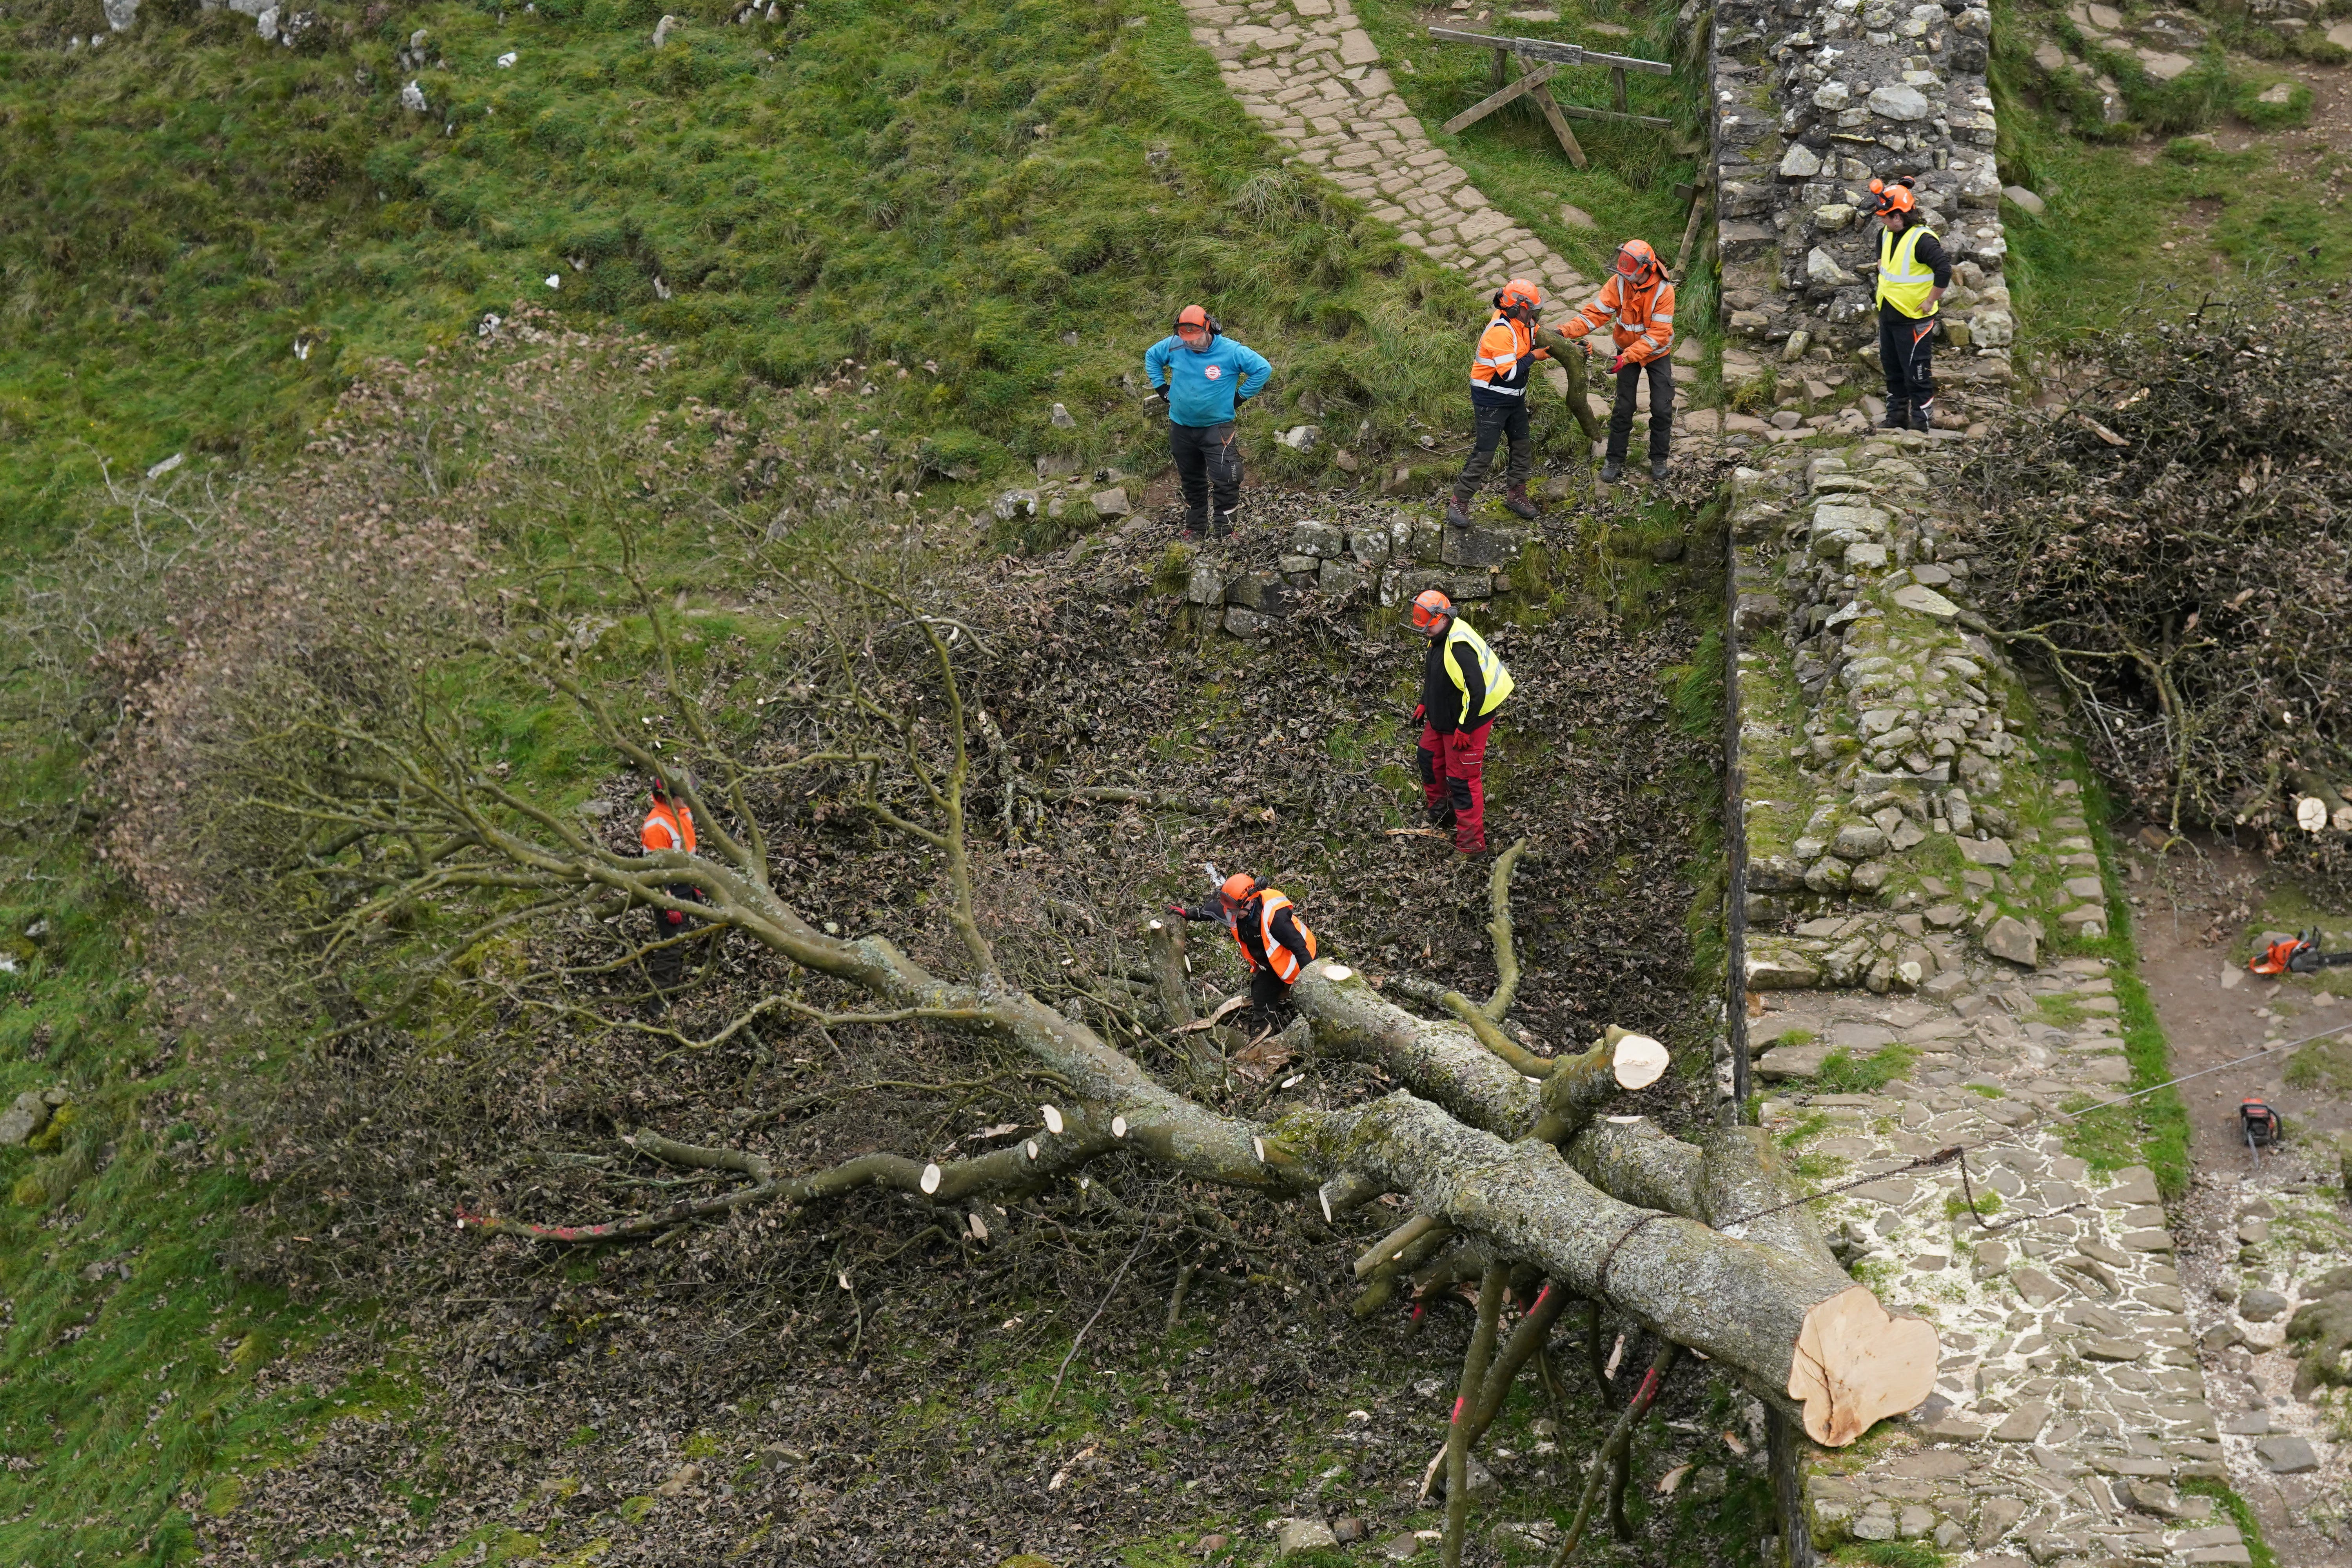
left=1143, top=334, right=1272, bottom=428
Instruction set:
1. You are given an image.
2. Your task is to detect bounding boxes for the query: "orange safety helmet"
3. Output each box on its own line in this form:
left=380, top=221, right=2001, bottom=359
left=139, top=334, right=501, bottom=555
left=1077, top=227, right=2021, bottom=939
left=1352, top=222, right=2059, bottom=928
left=1219, top=871, right=1261, bottom=907
left=1174, top=303, right=1221, bottom=339
left=1410, top=588, right=1454, bottom=631
left=1869, top=176, right=1917, bottom=217
left=1495, top=278, right=1543, bottom=313
left=1613, top=240, right=1659, bottom=281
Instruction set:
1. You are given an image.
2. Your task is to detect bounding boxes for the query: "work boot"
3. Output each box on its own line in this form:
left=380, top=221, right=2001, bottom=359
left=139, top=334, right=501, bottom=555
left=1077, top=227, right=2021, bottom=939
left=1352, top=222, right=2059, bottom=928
left=1210, top=508, right=1237, bottom=539
left=1879, top=401, right=1909, bottom=429
left=1426, top=802, right=1457, bottom=831
left=1649, top=459, right=1669, bottom=481
left=1444, top=494, right=1472, bottom=529
left=1599, top=460, right=1624, bottom=484
left=1907, top=401, right=1933, bottom=432
left=1502, top=483, right=1539, bottom=520
left=1180, top=505, right=1207, bottom=539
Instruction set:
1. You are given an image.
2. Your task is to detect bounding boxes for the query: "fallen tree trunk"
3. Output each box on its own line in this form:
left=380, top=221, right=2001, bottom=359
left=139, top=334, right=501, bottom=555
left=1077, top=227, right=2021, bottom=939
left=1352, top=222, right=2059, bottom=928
left=1283, top=1092, right=1937, bottom=1445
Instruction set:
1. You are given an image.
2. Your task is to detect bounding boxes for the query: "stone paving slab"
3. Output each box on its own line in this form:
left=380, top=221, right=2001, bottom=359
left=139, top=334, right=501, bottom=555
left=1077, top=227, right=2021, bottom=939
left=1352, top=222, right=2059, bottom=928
left=1178, top=0, right=1594, bottom=299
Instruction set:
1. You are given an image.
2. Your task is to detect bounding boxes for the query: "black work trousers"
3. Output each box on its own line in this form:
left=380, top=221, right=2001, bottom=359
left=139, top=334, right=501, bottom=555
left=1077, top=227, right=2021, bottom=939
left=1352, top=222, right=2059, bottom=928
left=647, top=884, right=702, bottom=987
left=1606, top=359, right=1674, bottom=464
left=1878, top=305, right=1937, bottom=415
left=1169, top=419, right=1242, bottom=531
left=1454, top=399, right=1533, bottom=498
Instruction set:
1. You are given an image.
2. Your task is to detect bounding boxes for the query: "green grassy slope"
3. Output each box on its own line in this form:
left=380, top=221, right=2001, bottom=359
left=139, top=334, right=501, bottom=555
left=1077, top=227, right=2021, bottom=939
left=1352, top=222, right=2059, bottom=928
left=1986, top=0, right=2352, bottom=351
left=0, top=0, right=1493, bottom=555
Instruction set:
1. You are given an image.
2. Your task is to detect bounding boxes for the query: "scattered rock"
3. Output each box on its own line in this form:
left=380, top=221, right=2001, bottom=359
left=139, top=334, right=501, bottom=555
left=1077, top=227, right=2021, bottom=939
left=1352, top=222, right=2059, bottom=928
left=2254, top=1435, right=2318, bottom=1474
left=401, top=79, right=429, bottom=113
left=1274, top=1517, right=1340, bottom=1555
left=1089, top=487, right=1130, bottom=519
left=652, top=12, right=679, bottom=45
left=2241, top=1287, right=2289, bottom=1322
left=1958, top=836, right=2016, bottom=869
left=2003, top=185, right=2045, bottom=216
left=1560, top=203, right=1597, bottom=229
left=1982, top=915, right=2037, bottom=967
left=1050, top=403, right=1076, bottom=428
left=0, top=1092, right=49, bottom=1149
left=1332, top=1516, right=1368, bottom=1544
left=654, top=1462, right=703, bottom=1495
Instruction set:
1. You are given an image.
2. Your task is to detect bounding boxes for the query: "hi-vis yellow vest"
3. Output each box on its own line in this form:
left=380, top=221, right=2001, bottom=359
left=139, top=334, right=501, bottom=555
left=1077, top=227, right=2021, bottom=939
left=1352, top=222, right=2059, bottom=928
left=1876, top=224, right=1940, bottom=319
left=1446, top=619, right=1514, bottom=720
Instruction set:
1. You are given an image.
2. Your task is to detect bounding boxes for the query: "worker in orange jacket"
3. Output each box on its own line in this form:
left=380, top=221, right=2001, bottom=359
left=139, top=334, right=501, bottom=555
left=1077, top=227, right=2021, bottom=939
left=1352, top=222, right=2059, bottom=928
left=1445, top=278, right=1550, bottom=529
left=640, top=779, right=704, bottom=987
left=1169, top=871, right=1318, bottom=1017
left=1559, top=240, right=1676, bottom=484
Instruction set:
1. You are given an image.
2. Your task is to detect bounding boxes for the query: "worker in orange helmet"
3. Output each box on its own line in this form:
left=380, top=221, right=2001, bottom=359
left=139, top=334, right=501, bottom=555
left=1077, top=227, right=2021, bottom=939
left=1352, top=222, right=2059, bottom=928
left=1446, top=278, right=1551, bottom=530
left=1557, top=240, right=1676, bottom=484
left=639, top=777, right=705, bottom=988
left=1407, top=588, right=1514, bottom=854
left=1168, top=871, right=1318, bottom=1016
left=1868, top=176, right=1951, bottom=433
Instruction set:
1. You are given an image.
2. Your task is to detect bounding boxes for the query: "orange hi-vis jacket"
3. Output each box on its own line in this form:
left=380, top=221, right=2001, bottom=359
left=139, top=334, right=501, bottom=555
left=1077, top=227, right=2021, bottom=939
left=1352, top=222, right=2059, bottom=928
left=641, top=797, right=697, bottom=855
left=1233, top=890, right=1317, bottom=983
left=1563, top=272, right=1676, bottom=366
left=1470, top=312, right=1548, bottom=401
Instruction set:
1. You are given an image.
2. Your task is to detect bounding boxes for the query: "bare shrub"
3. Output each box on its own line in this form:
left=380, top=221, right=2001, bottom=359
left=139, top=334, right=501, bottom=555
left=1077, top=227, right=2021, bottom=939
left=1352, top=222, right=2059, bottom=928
left=1962, top=295, right=2352, bottom=884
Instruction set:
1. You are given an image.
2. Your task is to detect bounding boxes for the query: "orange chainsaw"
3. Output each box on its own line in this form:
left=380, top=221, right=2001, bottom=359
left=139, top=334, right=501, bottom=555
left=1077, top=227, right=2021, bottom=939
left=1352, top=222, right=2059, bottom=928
left=2250, top=930, right=2352, bottom=976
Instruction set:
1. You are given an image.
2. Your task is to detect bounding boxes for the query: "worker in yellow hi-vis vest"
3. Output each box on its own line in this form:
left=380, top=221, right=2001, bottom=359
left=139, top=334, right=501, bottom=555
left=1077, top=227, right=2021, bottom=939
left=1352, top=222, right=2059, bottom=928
left=1407, top=588, right=1514, bottom=855
left=1869, top=175, right=1952, bottom=434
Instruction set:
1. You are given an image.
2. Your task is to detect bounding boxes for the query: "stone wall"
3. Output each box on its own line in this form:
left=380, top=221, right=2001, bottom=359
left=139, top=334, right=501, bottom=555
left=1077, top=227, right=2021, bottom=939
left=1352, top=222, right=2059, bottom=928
left=1722, top=433, right=2257, bottom=1568
left=1180, top=507, right=1528, bottom=639
left=1708, top=0, right=2016, bottom=432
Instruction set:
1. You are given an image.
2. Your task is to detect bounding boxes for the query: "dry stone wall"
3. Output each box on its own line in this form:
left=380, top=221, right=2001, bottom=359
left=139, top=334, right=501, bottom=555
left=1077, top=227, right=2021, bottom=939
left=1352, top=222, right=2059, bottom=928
left=1724, top=434, right=2255, bottom=1568
left=1709, top=0, right=2016, bottom=431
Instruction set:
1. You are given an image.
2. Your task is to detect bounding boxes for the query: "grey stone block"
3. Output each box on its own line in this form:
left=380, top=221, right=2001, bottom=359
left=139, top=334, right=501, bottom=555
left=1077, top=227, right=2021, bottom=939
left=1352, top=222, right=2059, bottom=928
left=1441, top=524, right=1521, bottom=569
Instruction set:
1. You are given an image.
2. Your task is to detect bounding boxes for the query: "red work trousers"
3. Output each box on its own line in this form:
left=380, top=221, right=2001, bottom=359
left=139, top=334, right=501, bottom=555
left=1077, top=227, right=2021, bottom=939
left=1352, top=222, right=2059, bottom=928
left=1417, top=720, right=1492, bottom=853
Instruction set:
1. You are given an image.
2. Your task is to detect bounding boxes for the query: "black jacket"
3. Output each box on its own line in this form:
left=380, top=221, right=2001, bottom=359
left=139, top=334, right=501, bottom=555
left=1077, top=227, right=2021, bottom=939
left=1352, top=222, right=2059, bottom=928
left=1421, top=633, right=1487, bottom=735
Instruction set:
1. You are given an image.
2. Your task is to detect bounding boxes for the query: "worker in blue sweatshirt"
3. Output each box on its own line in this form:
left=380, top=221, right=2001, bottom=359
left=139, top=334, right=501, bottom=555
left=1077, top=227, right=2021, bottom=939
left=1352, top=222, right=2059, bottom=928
left=1143, top=305, right=1272, bottom=538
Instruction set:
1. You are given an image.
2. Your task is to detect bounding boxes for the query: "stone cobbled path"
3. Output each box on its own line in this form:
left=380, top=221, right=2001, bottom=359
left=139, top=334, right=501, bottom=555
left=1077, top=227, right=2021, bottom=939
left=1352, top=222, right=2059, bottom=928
left=1726, top=434, right=2253, bottom=1568
left=1178, top=0, right=1592, bottom=299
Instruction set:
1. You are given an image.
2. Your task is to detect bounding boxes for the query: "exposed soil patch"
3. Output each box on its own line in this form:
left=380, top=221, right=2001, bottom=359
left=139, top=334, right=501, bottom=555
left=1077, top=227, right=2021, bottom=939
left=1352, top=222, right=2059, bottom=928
left=2134, top=831, right=2352, bottom=1566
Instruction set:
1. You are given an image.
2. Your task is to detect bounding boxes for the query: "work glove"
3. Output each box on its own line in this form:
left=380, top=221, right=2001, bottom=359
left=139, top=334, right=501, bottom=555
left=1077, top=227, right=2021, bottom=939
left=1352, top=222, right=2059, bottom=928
left=1410, top=702, right=1426, bottom=726
left=1448, top=731, right=1473, bottom=754
left=1147, top=383, right=1170, bottom=406
left=1610, top=353, right=1630, bottom=374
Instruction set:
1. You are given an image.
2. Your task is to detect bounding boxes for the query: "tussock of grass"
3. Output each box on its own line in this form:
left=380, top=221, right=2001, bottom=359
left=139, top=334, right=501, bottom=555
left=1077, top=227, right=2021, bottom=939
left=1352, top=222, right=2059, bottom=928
left=1812, top=1044, right=1918, bottom=1094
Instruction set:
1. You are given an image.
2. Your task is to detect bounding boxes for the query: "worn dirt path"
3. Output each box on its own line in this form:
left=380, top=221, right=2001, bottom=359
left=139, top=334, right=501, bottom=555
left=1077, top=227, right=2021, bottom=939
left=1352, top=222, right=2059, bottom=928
left=2134, top=834, right=2352, bottom=1568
